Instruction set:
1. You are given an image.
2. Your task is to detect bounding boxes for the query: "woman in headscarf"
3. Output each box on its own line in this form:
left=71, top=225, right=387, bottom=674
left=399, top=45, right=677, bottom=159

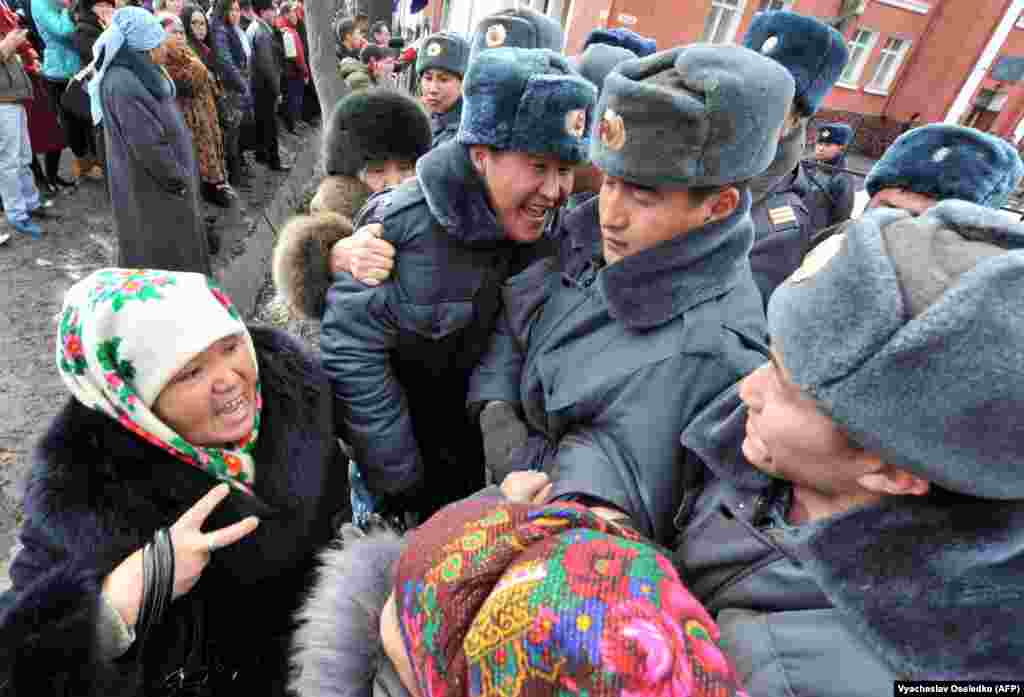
left=89, top=6, right=210, bottom=273
left=0, top=268, right=350, bottom=696
left=157, top=13, right=234, bottom=207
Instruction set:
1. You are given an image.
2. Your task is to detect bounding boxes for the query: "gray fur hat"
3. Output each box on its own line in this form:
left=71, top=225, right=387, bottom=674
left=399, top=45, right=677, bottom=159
left=573, top=43, right=636, bottom=95
left=769, top=201, right=1024, bottom=499
left=458, top=48, right=596, bottom=164
left=468, top=6, right=563, bottom=60
left=591, top=44, right=795, bottom=189
left=323, top=88, right=432, bottom=177
left=416, top=32, right=470, bottom=79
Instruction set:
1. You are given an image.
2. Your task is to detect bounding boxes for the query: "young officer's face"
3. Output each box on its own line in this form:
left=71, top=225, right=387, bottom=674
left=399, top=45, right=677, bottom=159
left=475, top=148, right=574, bottom=243
left=814, top=142, right=844, bottom=161
left=597, top=176, right=728, bottom=265
left=420, top=69, right=462, bottom=115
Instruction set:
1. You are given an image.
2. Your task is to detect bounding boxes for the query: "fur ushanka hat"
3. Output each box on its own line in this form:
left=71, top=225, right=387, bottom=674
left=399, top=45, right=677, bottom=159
left=583, top=27, right=656, bottom=58
left=817, top=122, right=853, bottom=147
left=416, top=31, right=470, bottom=79
left=458, top=47, right=596, bottom=164
left=323, top=88, right=432, bottom=177
left=865, top=124, right=1024, bottom=209
left=469, top=6, right=563, bottom=60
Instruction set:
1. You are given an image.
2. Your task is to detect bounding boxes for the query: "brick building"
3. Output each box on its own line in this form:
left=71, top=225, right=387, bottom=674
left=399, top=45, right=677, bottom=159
left=555, top=0, right=1024, bottom=156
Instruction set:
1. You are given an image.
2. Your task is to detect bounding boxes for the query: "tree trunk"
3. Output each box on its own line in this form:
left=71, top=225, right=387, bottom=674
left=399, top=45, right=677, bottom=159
left=306, top=0, right=347, bottom=116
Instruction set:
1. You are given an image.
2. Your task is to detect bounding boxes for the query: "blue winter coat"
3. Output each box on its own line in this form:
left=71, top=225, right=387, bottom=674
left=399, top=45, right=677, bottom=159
left=468, top=194, right=769, bottom=542
left=210, top=18, right=253, bottom=116
left=31, top=0, right=80, bottom=80
left=319, top=141, right=556, bottom=518
left=430, top=97, right=461, bottom=149
left=749, top=164, right=812, bottom=307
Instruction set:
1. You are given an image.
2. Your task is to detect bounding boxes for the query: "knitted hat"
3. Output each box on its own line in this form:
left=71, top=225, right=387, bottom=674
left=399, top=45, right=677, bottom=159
left=323, top=88, right=432, bottom=176
left=574, top=43, right=636, bottom=95
left=817, top=122, right=853, bottom=147
left=742, top=11, right=848, bottom=116
left=583, top=27, right=656, bottom=58
left=394, top=498, right=746, bottom=697
left=591, top=44, right=795, bottom=189
left=865, top=124, right=1024, bottom=209
left=469, top=7, right=563, bottom=60
left=458, top=48, right=596, bottom=164
left=251, top=0, right=273, bottom=13
left=417, top=32, right=470, bottom=79
left=769, top=200, right=1024, bottom=499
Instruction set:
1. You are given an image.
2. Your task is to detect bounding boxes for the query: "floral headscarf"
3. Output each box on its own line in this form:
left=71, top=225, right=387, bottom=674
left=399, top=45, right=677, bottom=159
left=395, top=499, right=748, bottom=697
left=57, top=269, right=261, bottom=493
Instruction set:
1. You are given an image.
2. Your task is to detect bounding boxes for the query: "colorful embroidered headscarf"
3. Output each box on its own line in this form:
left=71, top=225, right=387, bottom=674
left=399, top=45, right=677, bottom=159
left=56, top=269, right=261, bottom=493
left=395, top=499, right=747, bottom=697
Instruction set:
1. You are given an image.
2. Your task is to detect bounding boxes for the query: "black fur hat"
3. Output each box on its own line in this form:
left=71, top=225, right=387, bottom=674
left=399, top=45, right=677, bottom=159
left=323, top=88, right=432, bottom=177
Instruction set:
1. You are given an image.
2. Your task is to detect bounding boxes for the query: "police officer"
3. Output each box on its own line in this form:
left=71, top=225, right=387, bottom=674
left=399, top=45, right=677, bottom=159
left=742, top=11, right=848, bottom=307
left=804, top=122, right=855, bottom=233
left=467, top=45, right=795, bottom=542
left=415, top=32, right=469, bottom=149
left=318, top=48, right=595, bottom=524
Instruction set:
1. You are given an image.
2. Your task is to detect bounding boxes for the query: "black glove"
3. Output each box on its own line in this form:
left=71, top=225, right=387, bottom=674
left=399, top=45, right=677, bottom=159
left=480, top=401, right=529, bottom=485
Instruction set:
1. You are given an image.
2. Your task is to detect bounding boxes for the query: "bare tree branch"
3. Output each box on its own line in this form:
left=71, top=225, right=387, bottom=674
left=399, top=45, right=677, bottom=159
left=306, top=0, right=347, bottom=117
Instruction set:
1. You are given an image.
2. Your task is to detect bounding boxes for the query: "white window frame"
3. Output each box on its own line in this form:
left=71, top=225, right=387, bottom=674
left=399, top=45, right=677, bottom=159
left=703, top=0, right=747, bottom=44
left=876, top=0, right=930, bottom=14
left=865, top=36, right=912, bottom=94
left=759, top=0, right=794, bottom=11
left=837, top=28, right=878, bottom=88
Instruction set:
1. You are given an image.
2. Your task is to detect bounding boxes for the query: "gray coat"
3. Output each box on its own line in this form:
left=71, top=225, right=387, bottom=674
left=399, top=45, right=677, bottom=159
left=803, top=155, right=855, bottom=235
left=100, top=58, right=210, bottom=274
left=429, top=97, right=461, bottom=149
left=468, top=195, right=768, bottom=542
left=674, top=384, right=1024, bottom=692
left=749, top=165, right=812, bottom=307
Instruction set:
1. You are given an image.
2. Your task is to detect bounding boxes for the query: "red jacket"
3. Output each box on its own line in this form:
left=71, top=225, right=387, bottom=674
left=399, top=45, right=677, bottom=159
left=274, top=16, right=308, bottom=81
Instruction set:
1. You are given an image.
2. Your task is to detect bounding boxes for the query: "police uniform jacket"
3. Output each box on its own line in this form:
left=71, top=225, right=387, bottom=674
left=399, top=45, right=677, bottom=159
left=468, top=194, right=768, bottom=542
left=749, top=165, right=812, bottom=306
left=319, top=141, right=554, bottom=518
left=804, top=154, right=855, bottom=234
left=430, top=96, right=462, bottom=149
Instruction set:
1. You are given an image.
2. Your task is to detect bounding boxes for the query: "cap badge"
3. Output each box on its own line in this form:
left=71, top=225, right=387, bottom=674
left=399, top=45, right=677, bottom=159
left=485, top=23, right=507, bottom=48
left=821, top=129, right=831, bottom=139
left=565, top=109, right=586, bottom=139
left=599, top=109, right=626, bottom=151
left=427, top=42, right=443, bottom=57
left=789, top=234, right=844, bottom=285
left=932, top=146, right=951, bottom=163
left=761, top=35, right=780, bottom=55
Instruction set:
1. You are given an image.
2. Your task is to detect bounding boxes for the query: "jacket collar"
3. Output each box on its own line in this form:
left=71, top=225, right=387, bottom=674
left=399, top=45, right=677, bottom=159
left=431, top=97, right=462, bottom=134
left=416, top=140, right=506, bottom=246
left=565, top=188, right=755, bottom=330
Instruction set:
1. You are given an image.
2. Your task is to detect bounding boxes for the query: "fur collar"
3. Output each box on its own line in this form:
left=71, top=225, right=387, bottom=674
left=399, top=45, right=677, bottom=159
left=785, top=493, right=1024, bottom=679
left=561, top=189, right=756, bottom=330
left=414, top=141, right=505, bottom=246
left=27, top=325, right=342, bottom=583
left=291, top=531, right=411, bottom=697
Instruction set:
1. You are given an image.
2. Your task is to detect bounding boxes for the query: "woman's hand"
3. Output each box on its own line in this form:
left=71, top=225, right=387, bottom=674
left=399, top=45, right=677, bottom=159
left=102, top=484, right=260, bottom=627
left=500, top=471, right=552, bottom=504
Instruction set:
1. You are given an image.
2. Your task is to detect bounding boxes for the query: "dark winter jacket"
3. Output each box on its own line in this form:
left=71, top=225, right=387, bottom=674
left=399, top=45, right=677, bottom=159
left=319, top=141, right=556, bottom=519
left=70, top=6, right=103, bottom=63
left=0, top=326, right=350, bottom=697
left=209, top=17, right=252, bottom=113
left=672, top=385, right=1024, bottom=691
left=803, top=155, right=856, bottom=235
left=247, top=17, right=282, bottom=98
left=749, top=164, right=812, bottom=307
left=99, top=51, right=209, bottom=274
left=429, top=96, right=461, bottom=149
left=468, top=194, right=769, bottom=542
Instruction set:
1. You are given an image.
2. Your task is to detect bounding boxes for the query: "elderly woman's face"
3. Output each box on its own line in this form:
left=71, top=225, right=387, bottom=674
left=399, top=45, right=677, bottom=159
left=153, top=333, right=258, bottom=447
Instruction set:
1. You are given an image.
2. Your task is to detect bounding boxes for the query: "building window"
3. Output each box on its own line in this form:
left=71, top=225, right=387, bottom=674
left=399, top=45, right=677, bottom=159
left=838, top=28, right=878, bottom=87
left=703, top=0, right=747, bottom=44
left=866, top=37, right=911, bottom=93
left=759, top=0, right=793, bottom=10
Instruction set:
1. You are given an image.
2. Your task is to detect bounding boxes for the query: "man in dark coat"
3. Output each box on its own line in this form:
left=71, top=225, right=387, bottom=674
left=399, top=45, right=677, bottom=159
left=672, top=128, right=1024, bottom=692
left=97, top=8, right=210, bottom=273
left=742, top=11, right=848, bottom=307
left=467, top=45, right=794, bottom=543
left=319, top=47, right=595, bottom=524
left=246, top=0, right=288, bottom=171
left=804, top=122, right=855, bottom=235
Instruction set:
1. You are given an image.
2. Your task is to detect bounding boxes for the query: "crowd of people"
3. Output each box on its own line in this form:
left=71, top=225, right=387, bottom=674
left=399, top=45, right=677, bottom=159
left=1, top=4, right=1024, bottom=697
left=0, top=0, right=315, bottom=251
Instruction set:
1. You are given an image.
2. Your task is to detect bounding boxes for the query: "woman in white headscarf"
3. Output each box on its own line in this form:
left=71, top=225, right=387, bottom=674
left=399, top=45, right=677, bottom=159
left=90, top=7, right=211, bottom=273
left=0, top=269, right=350, bottom=696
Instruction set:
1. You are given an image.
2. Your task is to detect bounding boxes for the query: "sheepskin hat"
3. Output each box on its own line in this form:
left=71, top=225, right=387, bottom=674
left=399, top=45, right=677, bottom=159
left=583, top=27, right=656, bottom=58
left=468, top=6, right=563, bottom=60
left=416, top=31, right=470, bottom=79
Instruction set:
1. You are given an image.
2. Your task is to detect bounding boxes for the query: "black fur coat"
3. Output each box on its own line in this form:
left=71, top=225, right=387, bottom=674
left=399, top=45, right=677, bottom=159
left=0, top=326, right=350, bottom=696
